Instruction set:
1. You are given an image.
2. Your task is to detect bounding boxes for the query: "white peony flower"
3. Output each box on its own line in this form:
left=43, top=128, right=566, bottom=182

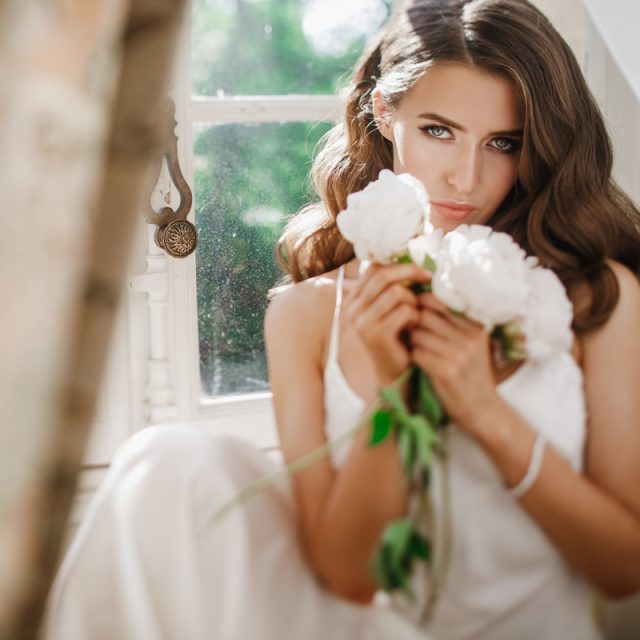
left=517, top=266, right=574, bottom=361
left=408, top=228, right=444, bottom=272
left=336, top=169, right=430, bottom=263
left=432, top=225, right=532, bottom=329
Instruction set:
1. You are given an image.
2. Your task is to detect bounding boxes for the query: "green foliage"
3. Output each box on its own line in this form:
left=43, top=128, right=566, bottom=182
left=367, top=367, right=447, bottom=597
left=417, top=372, right=444, bottom=433
left=491, top=324, right=526, bottom=362
left=371, top=518, right=431, bottom=595
left=192, top=0, right=391, bottom=396
left=195, top=121, right=331, bottom=395
left=192, top=0, right=390, bottom=96
left=372, top=377, right=445, bottom=480
left=422, top=254, right=437, bottom=272
left=371, top=410, right=392, bottom=445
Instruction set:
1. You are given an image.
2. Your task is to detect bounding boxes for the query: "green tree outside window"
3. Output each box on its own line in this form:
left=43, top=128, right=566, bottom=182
left=193, top=0, right=390, bottom=397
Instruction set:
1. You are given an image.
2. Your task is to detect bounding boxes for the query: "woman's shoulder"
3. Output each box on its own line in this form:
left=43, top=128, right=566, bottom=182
left=607, top=259, right=640, bottom=292
left=564, top=260, right=638, bottom=365
left=578, top=260, right=640, bottom=355
left=267, top=268, right=341, bottom=315
left=264, top=266, right=345, bottom=355
left=594, top=260, right=638, bottom=323
left=601, top=259, right=640, bottom=329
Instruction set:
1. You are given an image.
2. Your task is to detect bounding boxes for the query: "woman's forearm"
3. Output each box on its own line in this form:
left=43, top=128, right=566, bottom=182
left=475, top=396, right=640, bottom=598
left=308, top=416, right=410, bottom=602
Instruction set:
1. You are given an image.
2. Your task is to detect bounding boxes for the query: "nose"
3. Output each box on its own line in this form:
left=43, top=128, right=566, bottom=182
left=447, top=144, right=481, bottom=195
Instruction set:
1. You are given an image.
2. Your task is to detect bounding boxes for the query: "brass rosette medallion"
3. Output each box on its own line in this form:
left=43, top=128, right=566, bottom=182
left=155, top=219, right=198, bottom=258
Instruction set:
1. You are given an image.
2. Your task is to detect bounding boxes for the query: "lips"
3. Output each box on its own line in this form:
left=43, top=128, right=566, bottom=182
left=430, top=200, right=479, bottom=221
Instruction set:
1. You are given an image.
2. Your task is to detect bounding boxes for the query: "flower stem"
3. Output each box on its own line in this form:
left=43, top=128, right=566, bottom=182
left=208, top=369, right=413, bottom=526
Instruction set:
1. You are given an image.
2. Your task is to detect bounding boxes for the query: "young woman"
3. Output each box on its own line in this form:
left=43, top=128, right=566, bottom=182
left=46, top=1, right=640, bottom=639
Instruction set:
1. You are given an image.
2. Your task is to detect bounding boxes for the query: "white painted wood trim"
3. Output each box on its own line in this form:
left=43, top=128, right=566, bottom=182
left=582, top=0, right=640, bottom=101
left=190, top=95, right=341, bottom=124
left=583, top=2, right=640, bottom=207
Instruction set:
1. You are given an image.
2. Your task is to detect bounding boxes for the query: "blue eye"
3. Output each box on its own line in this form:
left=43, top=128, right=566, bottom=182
left=421, top=125, right=452, bottom=139
left=490, top=137, right=521, bottom=153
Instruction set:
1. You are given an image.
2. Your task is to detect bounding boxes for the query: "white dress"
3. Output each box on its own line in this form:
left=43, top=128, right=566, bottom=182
left=45, top=266, right=601, bottom=640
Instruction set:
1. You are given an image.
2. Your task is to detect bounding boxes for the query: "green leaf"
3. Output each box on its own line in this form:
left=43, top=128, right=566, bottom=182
left=413, top=417, right=433, bottom=470
left=380, top=386, right=408, bottom=415
left=372, top=521, right=410, bottom=591
left=385, top=519, right=413, bottom=568
left=418, top=372, right=444, bottom=427
left=420, top=467, right=431, bottom=489
left=370, top=410, right=392, bottom=446
left=372, top=520, right=426, bottom=597
left=371, top=545, right=393, bottom=590
left=398, top=428, right=416, bottom=476
left=398, top=253, right=412, bottom=264
left=385, top=520, right=413, bottom=591
left=391, top=563, right=412, bottom=593
left=423, top=254, right=437, bottom=272
left=396, top=410, right=417, bottom=432
left=408, top=532, right=431, bottom=562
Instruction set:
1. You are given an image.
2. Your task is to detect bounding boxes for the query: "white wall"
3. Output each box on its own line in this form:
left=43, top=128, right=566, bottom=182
left=530, top=0, right=586, bottom=65
left=583, top=0, right=640, bottom=207
left=531, top=0, right=639, bottom=207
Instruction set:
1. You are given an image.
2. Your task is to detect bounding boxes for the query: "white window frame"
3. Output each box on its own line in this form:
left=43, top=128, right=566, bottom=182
left=139, top=0, right=403, bottom=446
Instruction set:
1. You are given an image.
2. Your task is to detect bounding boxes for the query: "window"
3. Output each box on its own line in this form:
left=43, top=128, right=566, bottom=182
left=174, top=0, right=393, bottom=409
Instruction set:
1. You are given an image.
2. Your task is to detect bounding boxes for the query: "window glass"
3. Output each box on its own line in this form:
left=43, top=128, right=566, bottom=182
left=195, top=121, right=332, bottom=397
left=192, top=0, right=391, bottom=400
left=192, top=0, right=390, bottom=96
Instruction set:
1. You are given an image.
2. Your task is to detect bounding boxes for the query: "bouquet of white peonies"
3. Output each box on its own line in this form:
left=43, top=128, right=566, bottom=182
left=337, top=169, right=574, bottom=602
left=337, top=169, right=573, bottom=363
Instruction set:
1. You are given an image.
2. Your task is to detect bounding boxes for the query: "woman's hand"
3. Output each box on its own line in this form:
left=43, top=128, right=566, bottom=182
left=343, top=263, right=431, bottom=386
left=410, top=292, right=501, bottom=433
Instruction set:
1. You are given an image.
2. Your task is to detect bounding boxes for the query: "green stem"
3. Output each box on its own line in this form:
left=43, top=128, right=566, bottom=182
left=208, top=369, right=413, bottom=526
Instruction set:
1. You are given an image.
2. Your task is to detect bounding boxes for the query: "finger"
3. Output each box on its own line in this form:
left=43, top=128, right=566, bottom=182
left=411, top=341, right=449, bottom=378
left=418, top=292, right=449, bottom=313
left=360, top=301, right=419, bottom=344
left=444, top=309, right=486, bottom=332
left=418, top=293, right=485, bottom=332
left=350, top=263, right=432, bottom=308
left=357, top=283, right=418, bottom=327
left=410, top=328, right=449, bottom=356
left=417, top=309, right=460, bottom=341
left=378, top=302, right=421, bottom=337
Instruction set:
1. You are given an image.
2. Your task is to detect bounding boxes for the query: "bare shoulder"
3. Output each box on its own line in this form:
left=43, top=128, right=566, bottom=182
left=571, top=261, right=639, bottom=360
left=264, top=270, right=342, bottom=468
left=581, top=261, right=640, bottom=508
left=264, top=270, right=341, bottom=366
left=584, top=261, right=640, bottom=346
left=608, top=260, right=640, bottom=307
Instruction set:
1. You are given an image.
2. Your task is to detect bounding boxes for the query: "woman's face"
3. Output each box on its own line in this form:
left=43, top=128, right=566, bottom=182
left=373, top=63, right=524, bottom=232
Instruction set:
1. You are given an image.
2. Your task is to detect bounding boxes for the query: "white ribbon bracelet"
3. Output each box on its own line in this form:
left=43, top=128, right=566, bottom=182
left=509, top=432, right=546, bottom=499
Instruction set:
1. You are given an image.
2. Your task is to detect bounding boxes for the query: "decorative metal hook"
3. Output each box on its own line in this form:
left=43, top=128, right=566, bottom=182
left=145, top=97, right=197, bottom=258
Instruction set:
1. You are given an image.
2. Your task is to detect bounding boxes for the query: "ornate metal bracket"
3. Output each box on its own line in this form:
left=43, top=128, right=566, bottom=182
left=145, top=97, right=197, bottom=258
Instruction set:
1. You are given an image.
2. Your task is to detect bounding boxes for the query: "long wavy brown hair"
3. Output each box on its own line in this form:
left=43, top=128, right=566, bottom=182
left=276, top=0, right=640, bottom=333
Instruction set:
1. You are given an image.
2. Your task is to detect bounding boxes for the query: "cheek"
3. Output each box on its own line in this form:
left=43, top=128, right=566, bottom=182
left=392, top=129, right=442, bottom=182
left=487, top=156, right=520, bottom=202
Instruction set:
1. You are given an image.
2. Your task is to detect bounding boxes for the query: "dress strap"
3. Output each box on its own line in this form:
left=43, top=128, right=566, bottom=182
left=327, top=265, right=345, bottom=365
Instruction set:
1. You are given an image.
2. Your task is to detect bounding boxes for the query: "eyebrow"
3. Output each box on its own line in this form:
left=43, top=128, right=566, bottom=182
left=418, top=112, right=524, bottom=137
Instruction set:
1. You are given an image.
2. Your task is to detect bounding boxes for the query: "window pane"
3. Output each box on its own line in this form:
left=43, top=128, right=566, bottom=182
left=195, top=121, right=332, bottom=398
left=192, top=0, right=390, bottom=96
